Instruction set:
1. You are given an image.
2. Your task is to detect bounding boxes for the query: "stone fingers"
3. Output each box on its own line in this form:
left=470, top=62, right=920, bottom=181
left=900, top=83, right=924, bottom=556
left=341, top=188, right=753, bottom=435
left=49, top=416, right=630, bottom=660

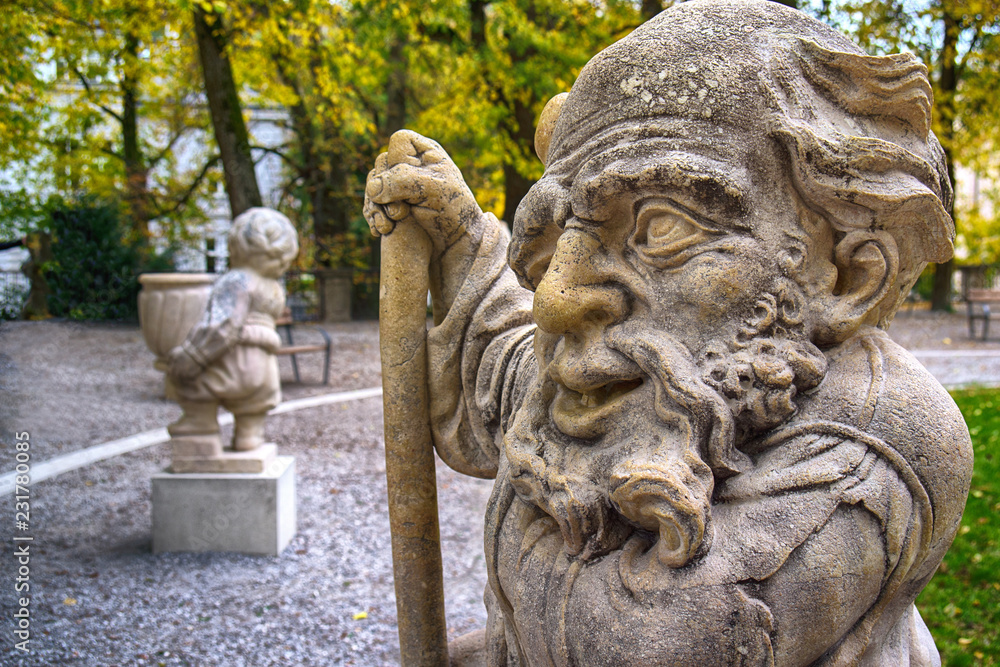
left=365, top=163, right=438, bottom=208
left=386, top=129, right=425, bottom=167
left=387, top=129, right=448, bottom=167
left=363, top=195, right=394, bottom=236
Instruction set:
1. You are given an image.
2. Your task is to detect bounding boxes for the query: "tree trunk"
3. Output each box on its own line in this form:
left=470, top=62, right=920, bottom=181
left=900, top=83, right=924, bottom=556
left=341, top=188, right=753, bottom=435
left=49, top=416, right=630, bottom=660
left=122, top=30, right=151, bottom=240
left=385, top=32, right=407, bottom=136
left=641, top=0, right=663, bottom=21
left=931, top=10, right=959, bottom=311
left=470, top=0, right=488, bottom=48
left=495, top=2, right=548, bottom=222
left=268, top=53, right=345, bottom=262
left=502, top=95, right=538, bottom=222
left=310, top=161, right=352, bottom=243
left=21, top=232, right=51, bottom=320
left=193, top=6, right=262, bottom=219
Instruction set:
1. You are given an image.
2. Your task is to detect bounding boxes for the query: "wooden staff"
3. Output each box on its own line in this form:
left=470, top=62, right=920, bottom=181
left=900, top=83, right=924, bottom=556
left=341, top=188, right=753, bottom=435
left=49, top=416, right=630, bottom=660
left=379, top=219, right=450, bottom=666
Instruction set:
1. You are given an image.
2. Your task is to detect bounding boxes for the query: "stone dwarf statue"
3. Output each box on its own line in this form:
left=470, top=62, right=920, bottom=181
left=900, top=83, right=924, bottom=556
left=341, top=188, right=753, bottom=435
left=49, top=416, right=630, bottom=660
left=167, top=208, right=298, bottom=469
left=365, top=1, right=973, bottom=664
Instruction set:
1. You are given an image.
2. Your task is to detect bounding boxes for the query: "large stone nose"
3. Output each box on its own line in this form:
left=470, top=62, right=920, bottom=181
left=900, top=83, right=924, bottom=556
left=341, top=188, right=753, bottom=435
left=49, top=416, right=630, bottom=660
left=532, top=230, right=627, bottom=335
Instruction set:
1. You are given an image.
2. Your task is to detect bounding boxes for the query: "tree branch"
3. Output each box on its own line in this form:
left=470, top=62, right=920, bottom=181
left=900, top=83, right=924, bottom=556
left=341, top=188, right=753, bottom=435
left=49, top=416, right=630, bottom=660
left=160, top=154, right=222, bottom=217
left=70, top=66, right=123, bottom=123
left=250, top=145, right=304, bottom=174
left=148, top=126, right=191, bottom=169
left=39, top=137, right=122, bottom=161
left=956, top=22, right=984, bottom=81
left=349, top=84, right=382, bottom=130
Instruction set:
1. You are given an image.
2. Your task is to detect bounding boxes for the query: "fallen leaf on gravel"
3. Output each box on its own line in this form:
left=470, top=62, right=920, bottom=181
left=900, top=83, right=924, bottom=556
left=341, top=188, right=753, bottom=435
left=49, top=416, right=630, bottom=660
left=353, top=612, right=368, bottom=620
left=64, top=598, right=77, bottom=605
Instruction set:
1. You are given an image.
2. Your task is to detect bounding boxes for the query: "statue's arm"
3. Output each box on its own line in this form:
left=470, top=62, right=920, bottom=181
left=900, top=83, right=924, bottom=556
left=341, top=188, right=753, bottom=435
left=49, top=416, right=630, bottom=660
left=366, top=131, right=536, bottom=478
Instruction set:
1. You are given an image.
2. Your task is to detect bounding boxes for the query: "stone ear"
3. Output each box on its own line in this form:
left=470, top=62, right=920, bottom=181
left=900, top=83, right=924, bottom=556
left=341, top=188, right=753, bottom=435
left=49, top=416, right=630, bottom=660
left=814, top=230, right=898, bottom=345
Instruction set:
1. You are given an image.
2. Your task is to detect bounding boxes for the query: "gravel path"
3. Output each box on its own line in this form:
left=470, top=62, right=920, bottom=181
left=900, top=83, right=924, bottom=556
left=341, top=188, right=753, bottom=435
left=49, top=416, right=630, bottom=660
left=886, top=310, right=1000, bottom=388
left=0, top=311, right=996, bottom=666
left=0, top=320, right=491, bottom=666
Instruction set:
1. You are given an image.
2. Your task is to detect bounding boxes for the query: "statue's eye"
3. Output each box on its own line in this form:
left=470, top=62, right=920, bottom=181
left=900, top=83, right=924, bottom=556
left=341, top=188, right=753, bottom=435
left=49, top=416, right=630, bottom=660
left=631, top=199, right=718, bottom=268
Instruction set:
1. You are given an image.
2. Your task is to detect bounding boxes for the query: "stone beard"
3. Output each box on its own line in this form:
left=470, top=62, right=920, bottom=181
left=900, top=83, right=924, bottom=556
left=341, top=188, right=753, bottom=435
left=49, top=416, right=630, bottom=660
left=500, top=282, right=828, bottom=569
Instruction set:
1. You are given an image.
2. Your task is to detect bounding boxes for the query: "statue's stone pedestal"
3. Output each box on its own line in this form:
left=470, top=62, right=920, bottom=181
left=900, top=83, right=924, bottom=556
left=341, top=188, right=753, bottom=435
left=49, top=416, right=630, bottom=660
left=171, top=440, right=278, bottom=474
left=151, top=455, right=296, bottom=556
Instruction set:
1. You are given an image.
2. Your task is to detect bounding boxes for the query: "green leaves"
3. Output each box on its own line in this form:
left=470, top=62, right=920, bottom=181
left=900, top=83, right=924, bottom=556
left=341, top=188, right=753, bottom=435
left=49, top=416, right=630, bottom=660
left=918, top=387, right=1000, bottom=666
left=42, top=198, right=175, bottom=321
left=0, top=0, right=216, bottom=242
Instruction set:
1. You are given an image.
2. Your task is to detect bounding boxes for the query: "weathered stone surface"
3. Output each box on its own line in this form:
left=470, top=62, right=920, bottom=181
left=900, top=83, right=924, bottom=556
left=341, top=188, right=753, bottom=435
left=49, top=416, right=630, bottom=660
left=165, top=207, right=299, bottom=472
left=379, top=221, right=451, bottom=665
left=367, top=1, right=973, bottom=664
left=152, top=456, right=296, bottom=556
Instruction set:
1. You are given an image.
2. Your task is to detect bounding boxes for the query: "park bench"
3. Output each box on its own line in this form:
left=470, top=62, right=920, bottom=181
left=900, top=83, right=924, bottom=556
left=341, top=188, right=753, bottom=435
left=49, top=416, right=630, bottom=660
left=967, top=289, right=1000, bottom=340
left=275, top=311, right=331, bottom=384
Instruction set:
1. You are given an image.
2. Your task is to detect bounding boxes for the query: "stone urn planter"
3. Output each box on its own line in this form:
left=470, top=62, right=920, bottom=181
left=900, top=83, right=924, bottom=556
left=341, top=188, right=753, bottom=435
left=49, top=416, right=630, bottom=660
left=138, top=273, right=216, bottom=398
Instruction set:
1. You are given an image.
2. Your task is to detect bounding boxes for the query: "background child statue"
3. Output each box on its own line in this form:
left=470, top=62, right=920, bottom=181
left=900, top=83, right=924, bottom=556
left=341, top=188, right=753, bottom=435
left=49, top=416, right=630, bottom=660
left=166, top=208, right=298, bottom=467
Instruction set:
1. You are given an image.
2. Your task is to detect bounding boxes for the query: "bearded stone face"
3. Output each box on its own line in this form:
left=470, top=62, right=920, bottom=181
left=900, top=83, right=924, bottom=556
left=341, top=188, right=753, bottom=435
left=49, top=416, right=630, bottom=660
left=501, top=7, right=841, bottom=565
left=489, top=7, right=954, bottom=635
left=502, top=281, right=827, bottom=567
left=503, top=116, right=833, bottom=566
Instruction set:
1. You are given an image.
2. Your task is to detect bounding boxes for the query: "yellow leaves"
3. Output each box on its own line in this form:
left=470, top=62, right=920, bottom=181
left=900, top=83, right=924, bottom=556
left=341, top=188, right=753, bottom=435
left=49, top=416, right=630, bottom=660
left=63, top=597, right=77, bottom=605
left=6, top=0, right=651, bottom=253
left=352, top=611, right=368, bottom=620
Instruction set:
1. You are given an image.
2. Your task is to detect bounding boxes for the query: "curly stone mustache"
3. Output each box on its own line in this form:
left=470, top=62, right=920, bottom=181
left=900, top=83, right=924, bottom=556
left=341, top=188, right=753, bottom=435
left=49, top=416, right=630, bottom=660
left=504, top=309, right=827, bottom=568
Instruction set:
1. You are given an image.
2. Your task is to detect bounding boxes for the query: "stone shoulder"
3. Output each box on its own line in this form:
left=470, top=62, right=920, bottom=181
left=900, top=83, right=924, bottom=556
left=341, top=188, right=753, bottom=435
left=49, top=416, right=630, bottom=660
left=801, top=328, right=973, bottom=563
